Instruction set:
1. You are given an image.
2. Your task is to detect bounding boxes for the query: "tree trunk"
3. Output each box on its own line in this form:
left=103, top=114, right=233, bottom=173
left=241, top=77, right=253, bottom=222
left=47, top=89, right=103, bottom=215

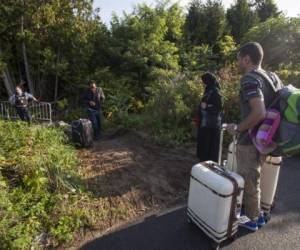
left=0, top=47, right=14, bottom=96
left=21, top=1, right=35, bottom=95
left=2, top=69, right=14, bottom=97
left=36, top=47, right=41, bottom=98
left=17, top=58, right=23, bottom=83
left=54, top=48, right=61, bottom=102
left=54, top=72, right=59, bottom=102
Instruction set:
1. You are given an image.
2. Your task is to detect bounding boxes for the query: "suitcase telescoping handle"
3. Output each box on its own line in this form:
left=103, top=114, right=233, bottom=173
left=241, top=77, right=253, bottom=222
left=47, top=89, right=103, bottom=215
left=218, top=126, right=224, bottom=166
left=218, top=124, right=229, bottom=165
left=220, top=124, right=237, bottom=166
left=218, top=124, right=240, bottom=238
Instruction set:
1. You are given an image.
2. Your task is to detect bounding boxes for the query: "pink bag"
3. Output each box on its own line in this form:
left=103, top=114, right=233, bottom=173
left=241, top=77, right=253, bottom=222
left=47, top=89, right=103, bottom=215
left=249, top=109, right=281, bottom=154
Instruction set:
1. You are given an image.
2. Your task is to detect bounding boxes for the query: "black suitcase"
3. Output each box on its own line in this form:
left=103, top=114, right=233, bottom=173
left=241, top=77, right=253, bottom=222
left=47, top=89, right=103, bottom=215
left=71, top=119, right=93, bottom=147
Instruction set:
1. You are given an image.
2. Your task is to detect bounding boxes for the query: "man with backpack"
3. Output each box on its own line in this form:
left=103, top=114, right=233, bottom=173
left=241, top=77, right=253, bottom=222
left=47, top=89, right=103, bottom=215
left=226, top=42, right=282, bottom=231
left=84, top=81, right=105, bottom=141
left=9, top=85, right=38, bottom=124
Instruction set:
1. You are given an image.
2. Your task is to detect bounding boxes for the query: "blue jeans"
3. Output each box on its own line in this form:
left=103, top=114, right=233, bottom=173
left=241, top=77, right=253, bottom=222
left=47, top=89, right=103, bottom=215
left=87, top=109, right=101, bottom=139
left=16, top=107, right=31, bottom=124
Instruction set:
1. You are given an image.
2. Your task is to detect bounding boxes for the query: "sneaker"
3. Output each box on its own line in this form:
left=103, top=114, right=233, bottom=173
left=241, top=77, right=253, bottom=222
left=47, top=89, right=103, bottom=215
left=239, top=220, right=258, bottom=232
left=257, top=213, right=266, bottom=227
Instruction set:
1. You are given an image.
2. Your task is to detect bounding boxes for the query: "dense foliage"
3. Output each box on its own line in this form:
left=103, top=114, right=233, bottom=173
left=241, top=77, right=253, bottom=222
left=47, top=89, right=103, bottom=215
left=0, top=121, right=87, bottom=249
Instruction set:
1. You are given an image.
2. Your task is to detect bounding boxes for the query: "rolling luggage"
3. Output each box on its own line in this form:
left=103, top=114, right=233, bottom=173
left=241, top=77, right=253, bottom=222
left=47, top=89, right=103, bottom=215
left=226, top=139, right=282, bottom=219
left=260, top=156, right=282, bottom=215
left=71, top=119, right=93, bottom=148
left=187, top=129, right=245, bottom=250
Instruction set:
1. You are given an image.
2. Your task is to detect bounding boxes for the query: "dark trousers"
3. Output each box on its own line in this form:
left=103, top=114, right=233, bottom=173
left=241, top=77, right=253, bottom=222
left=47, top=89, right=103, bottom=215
left=87, top=109, right=101, bottom=139
left=197, top=127, right=221, bottom=162
left=16, top=107, right=31, bottom=124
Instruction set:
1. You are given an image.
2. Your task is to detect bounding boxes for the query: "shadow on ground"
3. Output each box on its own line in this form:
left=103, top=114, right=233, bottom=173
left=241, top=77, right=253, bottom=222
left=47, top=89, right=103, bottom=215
left=80, top=205, right=266, bottom=250
left=80, top=156, right=300, bottom=250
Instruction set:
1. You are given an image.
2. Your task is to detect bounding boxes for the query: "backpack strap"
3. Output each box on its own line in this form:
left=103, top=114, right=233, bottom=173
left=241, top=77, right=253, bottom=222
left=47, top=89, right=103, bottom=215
left=247, top=69, right=284, bottom=109
left=247, top=69, right=280, bottom=93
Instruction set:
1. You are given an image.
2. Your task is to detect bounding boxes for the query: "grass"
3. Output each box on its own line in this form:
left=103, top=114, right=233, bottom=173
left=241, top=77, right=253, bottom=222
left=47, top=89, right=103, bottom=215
left=0, top=120, right=88, bottom=249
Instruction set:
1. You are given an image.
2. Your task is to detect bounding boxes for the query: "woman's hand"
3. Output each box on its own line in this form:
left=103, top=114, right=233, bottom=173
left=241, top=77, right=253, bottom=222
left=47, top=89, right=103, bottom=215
left=201, top=102, right=207, bottom=109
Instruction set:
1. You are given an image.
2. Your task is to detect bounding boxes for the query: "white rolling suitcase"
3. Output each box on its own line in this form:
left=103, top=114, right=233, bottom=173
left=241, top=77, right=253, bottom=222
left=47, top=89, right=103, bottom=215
left=187, top=130, right=245, bottom=250
left=260, top=156, right=282, bottom=215
left=225, top=139, right=282, bottom=220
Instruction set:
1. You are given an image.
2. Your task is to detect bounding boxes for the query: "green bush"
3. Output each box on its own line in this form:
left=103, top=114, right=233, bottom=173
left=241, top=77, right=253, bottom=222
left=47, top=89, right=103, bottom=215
left=219, top=66, right=240, bottom=124
left=141, top=73, right=203, bottom=146
left=101, top=67, right=242, bottom=148
left=277, top=64, right=300, bottom=88
left=218, top=66, right=241, bottom=148
left=0, top=121, right=87, bottom=249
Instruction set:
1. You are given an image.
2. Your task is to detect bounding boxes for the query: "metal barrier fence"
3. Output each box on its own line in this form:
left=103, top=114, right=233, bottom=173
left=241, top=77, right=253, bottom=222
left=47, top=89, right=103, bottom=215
left=0, top=101, right=52, bottom=123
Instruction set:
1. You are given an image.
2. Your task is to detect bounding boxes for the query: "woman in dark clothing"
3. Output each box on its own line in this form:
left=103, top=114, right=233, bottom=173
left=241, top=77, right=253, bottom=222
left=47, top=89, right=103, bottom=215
left=197, top=72, right=223, bottom=162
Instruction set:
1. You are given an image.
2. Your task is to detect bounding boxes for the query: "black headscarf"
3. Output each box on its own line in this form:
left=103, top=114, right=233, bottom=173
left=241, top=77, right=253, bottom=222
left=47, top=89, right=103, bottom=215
left=201, top=72, right=220, bottom=91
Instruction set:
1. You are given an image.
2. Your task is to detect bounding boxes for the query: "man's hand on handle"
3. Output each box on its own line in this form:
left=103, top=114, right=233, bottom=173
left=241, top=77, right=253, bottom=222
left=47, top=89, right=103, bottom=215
left=223, top=123, right=239, bottom=136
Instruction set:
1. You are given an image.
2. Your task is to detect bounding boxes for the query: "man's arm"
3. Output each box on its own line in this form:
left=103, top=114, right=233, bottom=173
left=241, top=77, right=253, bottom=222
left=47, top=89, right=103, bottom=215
left=227, top=76, right=265, bottom=135
left=25, top=92, right=38, bottom=102
left=31, top=95, right=38, bottom=102
left=98, top=87, right=105, bottom=102
left=226, top=97, right=266, bottom=135
left=237, top=97, right=266, bottom=132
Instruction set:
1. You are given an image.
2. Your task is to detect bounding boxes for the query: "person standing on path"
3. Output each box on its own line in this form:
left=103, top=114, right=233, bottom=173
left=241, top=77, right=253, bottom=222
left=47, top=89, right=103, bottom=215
left=196, top=72, right=223, bottom=162
left=84, top=81, right=105, bottom=140
left=226, top=42, right=282, bottom=231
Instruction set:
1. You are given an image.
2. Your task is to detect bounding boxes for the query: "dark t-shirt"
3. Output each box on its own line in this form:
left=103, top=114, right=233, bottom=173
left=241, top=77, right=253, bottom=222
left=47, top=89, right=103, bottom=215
left=238, top=70, right=282, bottom=145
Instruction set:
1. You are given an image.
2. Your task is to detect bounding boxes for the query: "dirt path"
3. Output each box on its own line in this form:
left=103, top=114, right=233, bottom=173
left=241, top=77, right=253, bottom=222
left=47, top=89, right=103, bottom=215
left=65, top=132, right=198, bottom=249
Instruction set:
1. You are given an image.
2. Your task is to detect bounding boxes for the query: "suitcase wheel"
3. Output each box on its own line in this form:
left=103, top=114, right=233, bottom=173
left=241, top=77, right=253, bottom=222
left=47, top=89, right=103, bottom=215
left=264, top=212, right=271, bottom=223
left=228, top=234, right=237, bottom=242
left=187, top=216, right=193, bottom=225
left=211, top=242, right=220, bottom=250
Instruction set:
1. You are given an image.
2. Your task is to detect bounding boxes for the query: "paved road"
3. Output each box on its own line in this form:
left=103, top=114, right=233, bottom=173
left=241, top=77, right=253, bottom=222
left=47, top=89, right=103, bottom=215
left=81, top=157, right=300, bottom=250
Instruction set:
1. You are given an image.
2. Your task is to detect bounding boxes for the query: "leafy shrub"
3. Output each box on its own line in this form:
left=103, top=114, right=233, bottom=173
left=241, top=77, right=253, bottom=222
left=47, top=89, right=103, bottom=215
left=219, top=66, right=240, bottom=124
left=101, top=67, right=242, bottom=148
left=218, top=66, right=241, bottom=147
left=243, top=17, right=300, bottom=70
left=0, top=121, right=87, bottom=249
left=142, top=73, right=203, bottom=146
left=277, top=64, right=300, bottom=88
